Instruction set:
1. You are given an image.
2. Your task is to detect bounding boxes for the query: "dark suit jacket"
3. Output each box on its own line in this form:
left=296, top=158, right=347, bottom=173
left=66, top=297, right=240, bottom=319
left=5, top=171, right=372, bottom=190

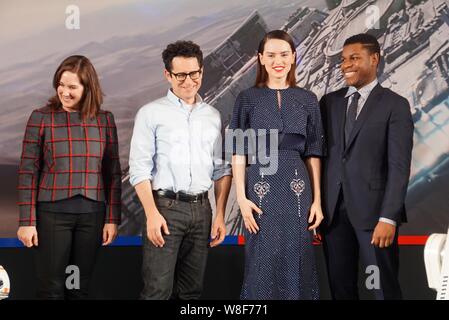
left=18, top=106, right=122, bottom=226
left=319, top=84, right=414, bottom=230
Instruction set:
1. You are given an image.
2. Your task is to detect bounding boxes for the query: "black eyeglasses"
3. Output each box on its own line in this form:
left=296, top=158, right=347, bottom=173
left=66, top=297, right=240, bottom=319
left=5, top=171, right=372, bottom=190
left=170, top=69, right=202, bottom=81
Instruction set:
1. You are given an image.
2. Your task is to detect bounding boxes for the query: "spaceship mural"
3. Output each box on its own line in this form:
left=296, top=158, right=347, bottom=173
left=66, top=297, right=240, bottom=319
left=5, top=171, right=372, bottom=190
left=0, top=0, right=448, bottom=239
left=119, top=0, right=449, bottom=237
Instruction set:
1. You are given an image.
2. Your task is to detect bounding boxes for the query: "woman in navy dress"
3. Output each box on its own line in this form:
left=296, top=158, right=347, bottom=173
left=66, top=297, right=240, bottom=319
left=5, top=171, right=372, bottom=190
left=230, top=30, right=325, bottom=300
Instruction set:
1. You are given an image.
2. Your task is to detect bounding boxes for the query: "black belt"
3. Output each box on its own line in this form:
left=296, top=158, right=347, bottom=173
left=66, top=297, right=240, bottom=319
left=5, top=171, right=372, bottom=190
left=153, top=189, right=208, bottom=203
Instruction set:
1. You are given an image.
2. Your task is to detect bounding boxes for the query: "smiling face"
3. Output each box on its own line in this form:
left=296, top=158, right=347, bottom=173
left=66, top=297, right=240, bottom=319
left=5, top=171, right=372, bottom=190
left=57, top=71, right=84, bottom=110
left=341, top=43, right=379, bottom=89
left=164, top=56, right=202, bottom=105
left=259, top=38, right=295, bottom=85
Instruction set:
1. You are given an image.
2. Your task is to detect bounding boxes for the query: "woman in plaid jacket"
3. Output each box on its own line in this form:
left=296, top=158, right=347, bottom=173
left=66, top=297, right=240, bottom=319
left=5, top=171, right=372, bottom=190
left=17, top=55, right=122, bottom=299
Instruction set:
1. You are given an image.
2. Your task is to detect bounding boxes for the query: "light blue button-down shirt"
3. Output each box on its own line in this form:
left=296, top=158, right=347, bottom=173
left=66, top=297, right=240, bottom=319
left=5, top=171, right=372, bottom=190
left=345, top=79, right=396, bottom=227
left=129, top=89, right=231, bottom=194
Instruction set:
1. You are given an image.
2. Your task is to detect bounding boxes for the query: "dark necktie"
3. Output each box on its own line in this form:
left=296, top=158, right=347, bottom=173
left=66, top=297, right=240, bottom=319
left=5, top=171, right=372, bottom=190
left=345, top=92, right=361, bottom=146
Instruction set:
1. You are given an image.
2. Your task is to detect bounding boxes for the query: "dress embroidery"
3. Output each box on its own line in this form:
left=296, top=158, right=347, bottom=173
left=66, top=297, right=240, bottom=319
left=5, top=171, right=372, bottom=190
left=254, top=173, right=270, bottom=214
left=290, top=169, right=305, bottom=217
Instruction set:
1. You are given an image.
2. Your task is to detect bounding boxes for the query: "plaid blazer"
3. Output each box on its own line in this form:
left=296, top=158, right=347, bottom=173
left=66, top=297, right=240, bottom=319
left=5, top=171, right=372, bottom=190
left=18, top=106, right=122, bottom=226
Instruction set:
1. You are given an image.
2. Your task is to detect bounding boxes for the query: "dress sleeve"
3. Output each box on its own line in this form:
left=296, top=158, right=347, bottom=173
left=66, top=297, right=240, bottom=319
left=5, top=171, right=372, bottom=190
left=226, top=91, right=254, bottom=156
left=229, top=91, right=249, bottom=131
left=303, top=92, right=326, bottom=158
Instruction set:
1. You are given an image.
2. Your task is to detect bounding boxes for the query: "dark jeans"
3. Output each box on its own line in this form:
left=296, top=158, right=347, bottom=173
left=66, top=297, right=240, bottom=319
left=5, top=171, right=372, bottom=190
left=141, top=196, right=212, bottom=300
left=34, top=210, right=104, bottom=299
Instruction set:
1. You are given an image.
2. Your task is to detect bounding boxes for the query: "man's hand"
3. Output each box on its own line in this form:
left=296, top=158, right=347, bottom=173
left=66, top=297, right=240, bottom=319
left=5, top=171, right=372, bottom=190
left=210, top=215, right=226, bottom=247
left=147, top=211, right=170, bottom=248
left=371, top=221, right=396, bottom=248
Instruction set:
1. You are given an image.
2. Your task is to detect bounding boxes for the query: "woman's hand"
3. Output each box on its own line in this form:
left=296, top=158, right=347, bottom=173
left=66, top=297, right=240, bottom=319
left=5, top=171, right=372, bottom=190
left=17, top=226, right=38, bottom=247
left=308, top=202, right=324, bottom=231
left=102, top=223, right=118, bottom=246
left=238, top=198, right=263, bottom=234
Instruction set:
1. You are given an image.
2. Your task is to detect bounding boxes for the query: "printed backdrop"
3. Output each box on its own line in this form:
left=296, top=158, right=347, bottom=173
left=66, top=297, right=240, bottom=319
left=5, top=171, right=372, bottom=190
left=1, top=0, right=448, bottom=239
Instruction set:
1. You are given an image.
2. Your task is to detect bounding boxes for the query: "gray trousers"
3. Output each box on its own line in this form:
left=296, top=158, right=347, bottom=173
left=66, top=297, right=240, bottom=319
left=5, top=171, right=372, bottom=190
left=140, top=196, right=212, bottom=300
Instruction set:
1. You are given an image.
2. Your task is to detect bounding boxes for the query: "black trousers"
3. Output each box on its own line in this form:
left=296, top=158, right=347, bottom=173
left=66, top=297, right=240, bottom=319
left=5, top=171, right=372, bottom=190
left=34, top=210, right=104, bottom=299
left=140, top=196, right=212, bottom=300
left=322, top=191, right=402, bottom=300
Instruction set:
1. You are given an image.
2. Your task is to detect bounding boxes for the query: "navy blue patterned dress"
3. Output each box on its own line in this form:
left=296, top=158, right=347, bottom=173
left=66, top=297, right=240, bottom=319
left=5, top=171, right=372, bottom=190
left=229, top=87, right=325, bottom=300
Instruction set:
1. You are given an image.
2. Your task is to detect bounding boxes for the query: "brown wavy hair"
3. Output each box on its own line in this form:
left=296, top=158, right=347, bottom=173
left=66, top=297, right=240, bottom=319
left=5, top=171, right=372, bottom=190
left=46, top=55, right=104, bottom=120
left=255, top=30, right=297, bottom=88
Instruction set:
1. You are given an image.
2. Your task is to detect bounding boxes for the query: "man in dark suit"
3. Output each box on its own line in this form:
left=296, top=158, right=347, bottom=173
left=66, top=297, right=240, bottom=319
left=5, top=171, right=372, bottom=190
left=319, top=34, right=414, bottom=299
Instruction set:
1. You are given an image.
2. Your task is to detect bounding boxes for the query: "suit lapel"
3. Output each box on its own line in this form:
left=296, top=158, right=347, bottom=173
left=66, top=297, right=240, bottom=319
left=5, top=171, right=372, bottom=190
left=344, top=84, right=384, bottom=154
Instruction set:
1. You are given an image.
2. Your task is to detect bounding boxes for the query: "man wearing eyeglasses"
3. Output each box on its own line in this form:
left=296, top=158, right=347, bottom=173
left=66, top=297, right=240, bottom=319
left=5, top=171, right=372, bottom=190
left=129, top=40, right=232, bottom=300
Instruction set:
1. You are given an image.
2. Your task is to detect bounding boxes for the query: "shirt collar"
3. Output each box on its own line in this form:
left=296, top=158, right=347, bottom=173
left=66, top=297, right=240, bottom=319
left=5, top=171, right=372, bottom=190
left=166, top=89, right=203, bottom=108
left=345, top=78, right=379, bottom=99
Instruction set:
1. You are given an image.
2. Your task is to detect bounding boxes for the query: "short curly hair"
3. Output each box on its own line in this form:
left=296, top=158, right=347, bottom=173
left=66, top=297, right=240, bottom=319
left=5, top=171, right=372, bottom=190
left=162, top=40, right=203, bottom=72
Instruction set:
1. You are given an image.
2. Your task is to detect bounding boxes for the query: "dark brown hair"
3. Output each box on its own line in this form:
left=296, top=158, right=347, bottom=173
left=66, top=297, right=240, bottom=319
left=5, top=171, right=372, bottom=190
left=162, top=40, right=203, bottom=72
left=255, top=30, right=297, bottom=88
left=46, top=55, right=104, bottom=120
